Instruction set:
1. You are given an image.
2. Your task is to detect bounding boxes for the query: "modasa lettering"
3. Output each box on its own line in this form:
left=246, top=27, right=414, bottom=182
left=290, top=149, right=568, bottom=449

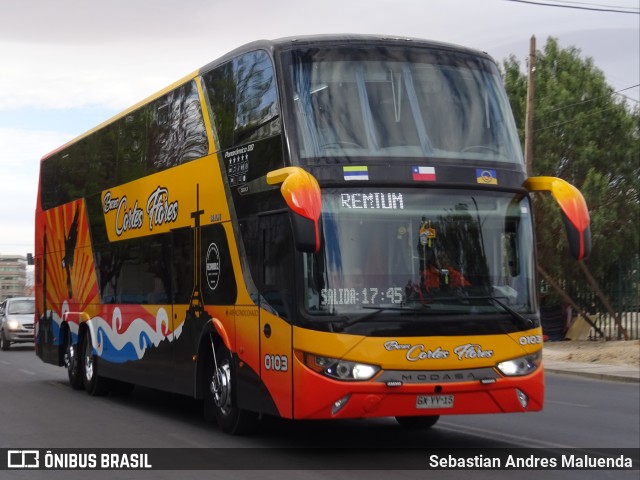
left=146, top=186, right=178, bottom=230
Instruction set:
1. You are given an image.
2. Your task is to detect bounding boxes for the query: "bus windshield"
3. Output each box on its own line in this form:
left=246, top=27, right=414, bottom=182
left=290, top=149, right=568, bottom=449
left=282, top=44, right=522, bottom=164
left=303, top=190, right=535, bottom=318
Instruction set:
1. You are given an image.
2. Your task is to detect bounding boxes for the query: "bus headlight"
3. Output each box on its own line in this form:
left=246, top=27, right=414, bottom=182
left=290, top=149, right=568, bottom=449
left=304, top=353, right=380, bottom=381
left=496, top=351, right=541, bottom=376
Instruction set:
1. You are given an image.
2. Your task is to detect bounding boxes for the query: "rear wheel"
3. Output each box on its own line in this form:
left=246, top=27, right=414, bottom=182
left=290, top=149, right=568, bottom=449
left=395, top=415, right=440, bottom=429
left=82, top=332, right=109, bottom=396
left=65, top=329, right=83, bottom=390
left=203, top=339, right=258, bottom=435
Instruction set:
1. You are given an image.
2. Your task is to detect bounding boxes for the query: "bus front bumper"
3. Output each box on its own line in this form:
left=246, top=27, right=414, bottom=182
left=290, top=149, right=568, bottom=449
left=293, top=360, right=544, bottom=420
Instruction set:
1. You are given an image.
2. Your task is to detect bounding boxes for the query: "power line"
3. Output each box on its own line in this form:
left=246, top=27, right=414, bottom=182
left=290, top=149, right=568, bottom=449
left=536, top=84, right=640, bottom=118
left=505, top=0, right=640, bottom=14
left=550, top=0, right=640, bottom=10
left=614, top=91, right=640, bottom=104
left=534, top=104, right=625, bottom=132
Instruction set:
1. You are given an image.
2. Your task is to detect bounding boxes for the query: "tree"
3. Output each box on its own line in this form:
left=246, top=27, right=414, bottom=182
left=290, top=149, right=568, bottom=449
left=502, top=37, right=640, bottom=304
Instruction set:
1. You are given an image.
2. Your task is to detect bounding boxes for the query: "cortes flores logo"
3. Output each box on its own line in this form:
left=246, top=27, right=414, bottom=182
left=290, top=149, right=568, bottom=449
left=103, top=185, right=179, bottom=238
left=384, top=340, right=494, bottom=362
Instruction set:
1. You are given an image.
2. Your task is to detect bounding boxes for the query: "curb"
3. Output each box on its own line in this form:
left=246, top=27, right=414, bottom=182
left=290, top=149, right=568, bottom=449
left=545, top=365, right=640, bottom=384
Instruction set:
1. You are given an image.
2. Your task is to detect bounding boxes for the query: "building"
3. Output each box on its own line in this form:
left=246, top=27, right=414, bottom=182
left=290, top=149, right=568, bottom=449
left=0, top=255, right=28, bottom=302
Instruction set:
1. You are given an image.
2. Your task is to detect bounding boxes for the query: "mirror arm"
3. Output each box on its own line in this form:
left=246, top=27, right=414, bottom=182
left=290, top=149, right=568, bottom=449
left=524, top=176, right=591, bottom=260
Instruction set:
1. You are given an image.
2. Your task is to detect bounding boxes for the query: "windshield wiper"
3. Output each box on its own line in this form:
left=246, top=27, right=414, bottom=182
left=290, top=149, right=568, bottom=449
left=464, top=295, right=535, bottom=330
left=331, top=304, right=428, bottom=332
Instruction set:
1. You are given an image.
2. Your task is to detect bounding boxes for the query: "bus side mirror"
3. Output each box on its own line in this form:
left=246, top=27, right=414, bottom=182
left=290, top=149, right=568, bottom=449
left=524, top=176, right=591, bottom=260
left=267, top=167, right=322, bottom=253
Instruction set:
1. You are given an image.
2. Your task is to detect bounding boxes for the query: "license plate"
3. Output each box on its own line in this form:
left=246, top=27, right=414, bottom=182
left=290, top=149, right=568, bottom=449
left=416, top=394, right=454, bottom=409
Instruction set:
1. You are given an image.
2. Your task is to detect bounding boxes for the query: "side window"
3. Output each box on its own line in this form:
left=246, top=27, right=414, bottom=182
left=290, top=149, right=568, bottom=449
left=91, top=123, right=119, bottom=190
left=202, top=62, right=235, bottom=151
left=96, top=236, right=171, bottom=305
left=234, top=51, right=280, bottom=145
left=148, top=81, right=209, bottom=170
left=203, top=50, right=280, bottom=151
left=171, top=224, right=237, bottom=306
left=40, top=81, right=208, bottom=210
left=259, top=213, right=295, bottom=320
left=117, top=107, right=149, bottom=184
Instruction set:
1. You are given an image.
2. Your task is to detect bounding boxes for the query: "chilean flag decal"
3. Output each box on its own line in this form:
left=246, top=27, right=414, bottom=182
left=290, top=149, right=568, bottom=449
left=412, top=166, right=436, bottom=182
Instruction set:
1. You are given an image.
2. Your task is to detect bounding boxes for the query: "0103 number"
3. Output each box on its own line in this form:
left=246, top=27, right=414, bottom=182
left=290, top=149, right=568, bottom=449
left=264, top=354, right=288, bottom=372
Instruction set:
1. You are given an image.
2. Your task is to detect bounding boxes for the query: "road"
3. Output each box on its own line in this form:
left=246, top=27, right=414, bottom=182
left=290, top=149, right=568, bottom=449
left=0, top=345, right=638, bottom=480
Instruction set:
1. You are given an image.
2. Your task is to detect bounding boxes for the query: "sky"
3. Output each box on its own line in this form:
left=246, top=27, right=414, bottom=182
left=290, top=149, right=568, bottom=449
left=1, top=0, right=638, bottom=257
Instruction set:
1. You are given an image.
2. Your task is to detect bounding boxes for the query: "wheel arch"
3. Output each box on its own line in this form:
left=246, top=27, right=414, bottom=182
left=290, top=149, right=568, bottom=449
left=193, top=316, right=232, bottom=399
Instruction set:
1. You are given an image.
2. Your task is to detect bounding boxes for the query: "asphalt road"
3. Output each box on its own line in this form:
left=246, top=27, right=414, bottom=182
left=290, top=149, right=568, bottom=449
left=1, top=345, right=638, bottom=480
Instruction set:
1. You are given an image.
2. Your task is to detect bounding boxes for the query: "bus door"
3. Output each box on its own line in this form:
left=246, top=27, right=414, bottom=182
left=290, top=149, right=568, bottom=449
left=258, top=212, right=294, bottom=418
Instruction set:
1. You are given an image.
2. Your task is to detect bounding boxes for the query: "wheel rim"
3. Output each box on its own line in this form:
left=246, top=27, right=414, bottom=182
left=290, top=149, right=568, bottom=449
left=84, top=342, right=94, bottom=382
left=65, top=342, right=77, bottom=373
left=210, top=360, right=232, bottom=416
left=65, top=343, right=73, bottom=368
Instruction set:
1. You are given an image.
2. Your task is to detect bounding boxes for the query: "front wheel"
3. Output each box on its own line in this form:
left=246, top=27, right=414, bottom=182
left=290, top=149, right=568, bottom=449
left=82, top=332, right=109, bottom=396
left=0, top=331, right=10, bottom=351
left=203, top=340, right=258, bottom=435
left=395, top=415, right=440, bottom=429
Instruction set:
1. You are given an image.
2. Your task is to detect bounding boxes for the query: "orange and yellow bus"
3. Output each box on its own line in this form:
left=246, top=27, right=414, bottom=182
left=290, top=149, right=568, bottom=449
left=35, top=35, right=590, bottom=434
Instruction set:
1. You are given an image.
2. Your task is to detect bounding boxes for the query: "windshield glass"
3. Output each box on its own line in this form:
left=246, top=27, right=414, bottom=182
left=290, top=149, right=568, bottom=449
left=282, top=44, right=522, bottom=164
left=7, top=300, right=35, bottom=315
left=303, top=190, right=535, bottom=318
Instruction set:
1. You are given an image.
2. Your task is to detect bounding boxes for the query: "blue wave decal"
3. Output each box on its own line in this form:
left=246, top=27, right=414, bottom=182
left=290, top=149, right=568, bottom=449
left=91, top=307, right=176, bottom=363
left=38, top=303, right=181, bottom=364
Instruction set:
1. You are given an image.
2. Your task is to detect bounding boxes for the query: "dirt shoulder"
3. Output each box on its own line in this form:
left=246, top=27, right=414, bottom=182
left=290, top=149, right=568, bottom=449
left=543, top=340, right=640, bottom=368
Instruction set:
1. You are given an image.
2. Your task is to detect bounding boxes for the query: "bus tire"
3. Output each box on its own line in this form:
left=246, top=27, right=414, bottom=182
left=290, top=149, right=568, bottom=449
left=65, top=329, right=83, bottom=390
left=204, top=340, right=258, bottom=435
left=82, top=332, right=109, bottom=396
left=395, top=415, right=440, bottom=429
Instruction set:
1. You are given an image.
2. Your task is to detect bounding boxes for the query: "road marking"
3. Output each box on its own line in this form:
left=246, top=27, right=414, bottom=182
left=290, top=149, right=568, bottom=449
left=0, top=359, right=10, bottom=366
left=18, top=369, right=37, bottom=376
left=547, top=400, right=591, bottom=408
left=438, top=422, right=572, bottom=448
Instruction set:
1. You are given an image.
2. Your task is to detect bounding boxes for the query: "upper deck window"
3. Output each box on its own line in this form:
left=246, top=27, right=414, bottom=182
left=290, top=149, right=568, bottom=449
left=202, top=50, right=281, bottom=151
left=280, top=44, right=522, bottom=165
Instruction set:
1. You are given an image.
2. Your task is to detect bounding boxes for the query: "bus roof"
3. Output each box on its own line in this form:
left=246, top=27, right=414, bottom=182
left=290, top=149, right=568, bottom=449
left=199, top=34, right=494, bottom=73
left=41, top=34, right=494, bottom=162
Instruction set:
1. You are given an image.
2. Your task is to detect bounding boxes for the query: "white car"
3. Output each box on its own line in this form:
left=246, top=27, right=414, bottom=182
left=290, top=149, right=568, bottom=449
left=0, top=297, right=35, bottom=350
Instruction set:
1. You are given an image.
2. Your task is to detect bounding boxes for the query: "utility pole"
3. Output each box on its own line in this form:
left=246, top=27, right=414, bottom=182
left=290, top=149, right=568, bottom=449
left=524, top=35, right=536, bottom=177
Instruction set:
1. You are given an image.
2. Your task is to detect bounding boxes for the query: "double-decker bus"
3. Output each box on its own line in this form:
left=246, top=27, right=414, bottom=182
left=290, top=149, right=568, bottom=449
left=35, top=35, right=590, bottom=434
